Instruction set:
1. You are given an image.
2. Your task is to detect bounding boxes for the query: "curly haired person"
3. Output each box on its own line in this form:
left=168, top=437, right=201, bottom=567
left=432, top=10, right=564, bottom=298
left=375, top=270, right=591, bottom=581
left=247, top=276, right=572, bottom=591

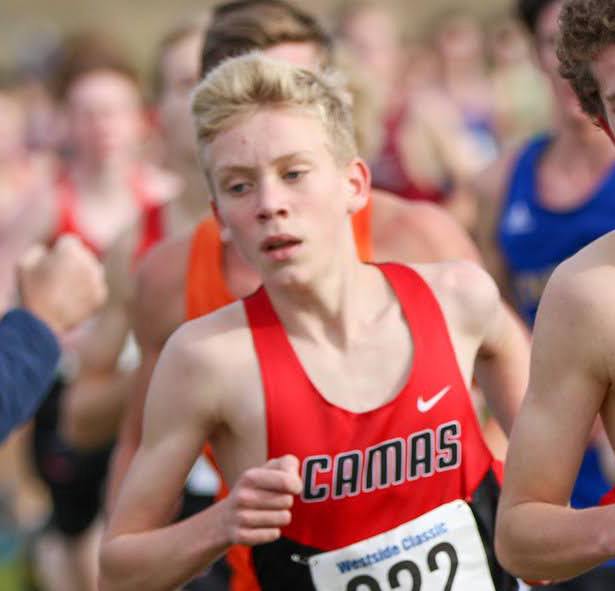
left=496, top=1, right=615, bottom=589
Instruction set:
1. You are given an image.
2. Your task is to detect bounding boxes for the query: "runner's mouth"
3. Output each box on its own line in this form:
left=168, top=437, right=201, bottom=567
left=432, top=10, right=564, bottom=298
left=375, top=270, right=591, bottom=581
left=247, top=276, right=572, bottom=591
left=261, top=236, right=302, bottom=252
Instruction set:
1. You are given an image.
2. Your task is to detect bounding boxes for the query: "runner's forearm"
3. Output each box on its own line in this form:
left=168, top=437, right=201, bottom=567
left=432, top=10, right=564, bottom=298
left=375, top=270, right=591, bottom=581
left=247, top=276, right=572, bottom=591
left=496, top=502, right=615, bottom=581
left=100, top=499, right=232, bottom=591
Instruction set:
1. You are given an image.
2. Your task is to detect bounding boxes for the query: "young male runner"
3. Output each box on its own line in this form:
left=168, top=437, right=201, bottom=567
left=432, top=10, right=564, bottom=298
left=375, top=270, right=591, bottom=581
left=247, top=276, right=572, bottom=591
left=100, top=53, right=528, bottom=591
left=107, top=0, right=497, bottom=508
left=496, top=0, right=615, bottom=585
left=106, top=7, right=506, bottom=589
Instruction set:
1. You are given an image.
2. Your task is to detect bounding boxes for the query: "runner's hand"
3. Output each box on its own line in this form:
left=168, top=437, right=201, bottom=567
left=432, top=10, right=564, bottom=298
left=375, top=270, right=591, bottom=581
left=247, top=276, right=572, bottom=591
left=225, top=455, right=302, bottom=545
left=17, top=235, right=107, bottom=333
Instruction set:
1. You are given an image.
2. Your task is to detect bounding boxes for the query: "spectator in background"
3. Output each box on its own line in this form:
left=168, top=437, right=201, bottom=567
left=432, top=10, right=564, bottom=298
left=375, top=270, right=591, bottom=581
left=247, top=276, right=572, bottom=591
left=57, top=19, right=231, bottom=591
left=0, top=72, right=61, bottom=548
left=0, top=75, right=55, bottom=311
left=434, top=11, right=499, bottom=163
left=474, top=1, right=615, bottom=587
left=0, top=235, right=106, bottom=444
left=59, top=17, right=214, bottom=455
left=0, top=235, right=105, bottom=591
left=23, top=31, right=179, bottom=591
left=337, top=1, right=494, bottom=232
left=13, top=28, right=63, bottom=155
left=336, top=1, right=445, bottom=205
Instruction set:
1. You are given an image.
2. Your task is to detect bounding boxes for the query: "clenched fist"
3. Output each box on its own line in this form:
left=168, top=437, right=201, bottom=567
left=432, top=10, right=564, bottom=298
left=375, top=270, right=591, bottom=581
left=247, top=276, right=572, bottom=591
left=224, top=455, right=302, bottom=546
left=17, top=235, right=107, bottom=334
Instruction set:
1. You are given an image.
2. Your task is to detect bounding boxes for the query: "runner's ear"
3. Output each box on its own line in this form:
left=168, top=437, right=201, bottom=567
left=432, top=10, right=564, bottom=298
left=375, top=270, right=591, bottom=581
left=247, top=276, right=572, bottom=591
left=211, top=201, right=232, bottom=243
left=345, top=157, right=370, bottom=214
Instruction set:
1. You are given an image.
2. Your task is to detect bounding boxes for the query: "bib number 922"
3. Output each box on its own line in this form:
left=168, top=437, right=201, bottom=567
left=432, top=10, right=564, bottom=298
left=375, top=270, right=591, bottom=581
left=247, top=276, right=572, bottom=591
left=346, top=542, right=458, bottom=591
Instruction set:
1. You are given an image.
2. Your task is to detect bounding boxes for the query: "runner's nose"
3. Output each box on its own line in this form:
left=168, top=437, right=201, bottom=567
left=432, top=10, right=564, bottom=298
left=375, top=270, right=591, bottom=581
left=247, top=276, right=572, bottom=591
left=256, top=177, right=289, bottom=222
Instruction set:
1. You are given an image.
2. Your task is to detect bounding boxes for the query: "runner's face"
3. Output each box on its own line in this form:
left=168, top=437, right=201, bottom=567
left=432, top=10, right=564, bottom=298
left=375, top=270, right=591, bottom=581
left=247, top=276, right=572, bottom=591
left=157, top=32, right=202, bottom=158
left=593, top=44, right=615, bottom=139
left=65, top=70, right=144, bottom=162
left=535, top=0, right=585, bottom=122
left=205, top=107, right=368, bottom=285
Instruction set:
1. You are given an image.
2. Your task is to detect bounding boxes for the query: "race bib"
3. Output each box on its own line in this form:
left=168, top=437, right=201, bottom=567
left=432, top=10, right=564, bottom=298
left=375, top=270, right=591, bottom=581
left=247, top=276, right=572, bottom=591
left=308, top=500, right=495, bottom=591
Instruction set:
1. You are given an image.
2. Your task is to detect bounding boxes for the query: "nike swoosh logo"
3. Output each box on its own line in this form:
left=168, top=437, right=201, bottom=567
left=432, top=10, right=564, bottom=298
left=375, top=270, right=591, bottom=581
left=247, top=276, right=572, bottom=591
left=417, top=385, right=452, bottom=413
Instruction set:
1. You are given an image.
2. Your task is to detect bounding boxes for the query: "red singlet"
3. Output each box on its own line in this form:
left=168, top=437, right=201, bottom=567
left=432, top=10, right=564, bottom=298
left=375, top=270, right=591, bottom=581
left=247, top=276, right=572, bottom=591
left=50, top=167, right=165, bottom=261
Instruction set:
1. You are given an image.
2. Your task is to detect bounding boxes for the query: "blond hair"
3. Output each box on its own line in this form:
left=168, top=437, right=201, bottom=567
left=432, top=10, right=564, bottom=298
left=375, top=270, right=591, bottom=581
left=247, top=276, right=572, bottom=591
left=191, top=53, right=357, bottom=174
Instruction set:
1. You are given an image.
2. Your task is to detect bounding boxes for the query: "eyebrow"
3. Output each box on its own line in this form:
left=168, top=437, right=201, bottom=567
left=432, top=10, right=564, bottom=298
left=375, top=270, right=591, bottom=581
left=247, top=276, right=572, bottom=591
left=213, top=151, right=316, bottom=177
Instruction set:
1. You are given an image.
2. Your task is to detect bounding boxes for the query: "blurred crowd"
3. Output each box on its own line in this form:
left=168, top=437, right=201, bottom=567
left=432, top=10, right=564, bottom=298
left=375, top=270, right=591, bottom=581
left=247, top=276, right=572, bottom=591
left=0, top=0, right=612, bottom=590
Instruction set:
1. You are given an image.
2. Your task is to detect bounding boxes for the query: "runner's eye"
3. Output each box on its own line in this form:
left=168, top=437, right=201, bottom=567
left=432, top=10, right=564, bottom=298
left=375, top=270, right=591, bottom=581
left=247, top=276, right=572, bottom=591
left=284, top=170, right=306, bottom=182
left=227, top=182, right=250, bottom=194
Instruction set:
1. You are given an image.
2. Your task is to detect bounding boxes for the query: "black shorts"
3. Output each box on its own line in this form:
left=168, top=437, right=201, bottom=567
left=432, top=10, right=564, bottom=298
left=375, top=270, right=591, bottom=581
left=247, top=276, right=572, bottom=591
left=32, top=378, right=111, bottom=537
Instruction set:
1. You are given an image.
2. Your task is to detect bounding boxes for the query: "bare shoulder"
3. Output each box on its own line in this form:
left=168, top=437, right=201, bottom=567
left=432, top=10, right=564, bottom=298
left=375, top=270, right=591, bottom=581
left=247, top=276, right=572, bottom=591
left=537, top=232, right=615, bottom=349
left=173, top=298, right=250, bottom=355
left=370, top=189, right=481, bottom=263
left=162, top=301, right=246, bottom=372
left=148, top=300, right=253, bottom=426
left=523, top=233, right=615, bottom=423
left=133, top=231, right=194, bottom=348
left=372, top=188, right=450, bottom=227
left=413, top=259, right=500, bottom=335
left=136, top=230, right=193, bottom=303
left=546, top=232, right=615, bottom=306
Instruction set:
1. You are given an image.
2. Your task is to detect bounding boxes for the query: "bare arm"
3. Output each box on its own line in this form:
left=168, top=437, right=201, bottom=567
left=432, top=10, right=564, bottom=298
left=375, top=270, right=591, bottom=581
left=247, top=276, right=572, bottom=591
left=105, top=343, right=159, bottom=513
left=60, top=229, right=139, bottom=449
left=423, top=260, right=529, bottom=436
left=472, top=152, right=517, bottom=301
left=474, top=297, right=530, bottom=437
left=100, top=323, right=301, bottom=591
left=371, top=190, right=482, bottom=265
left=59, top=291, right=133, bottom=449
left=100, top=331, right=226, bottom=591
left=105, top=234, right=190, bottom=511
left=496, top=263, right=615, bottom=581
left=401, top=200, right=483, bottom=263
